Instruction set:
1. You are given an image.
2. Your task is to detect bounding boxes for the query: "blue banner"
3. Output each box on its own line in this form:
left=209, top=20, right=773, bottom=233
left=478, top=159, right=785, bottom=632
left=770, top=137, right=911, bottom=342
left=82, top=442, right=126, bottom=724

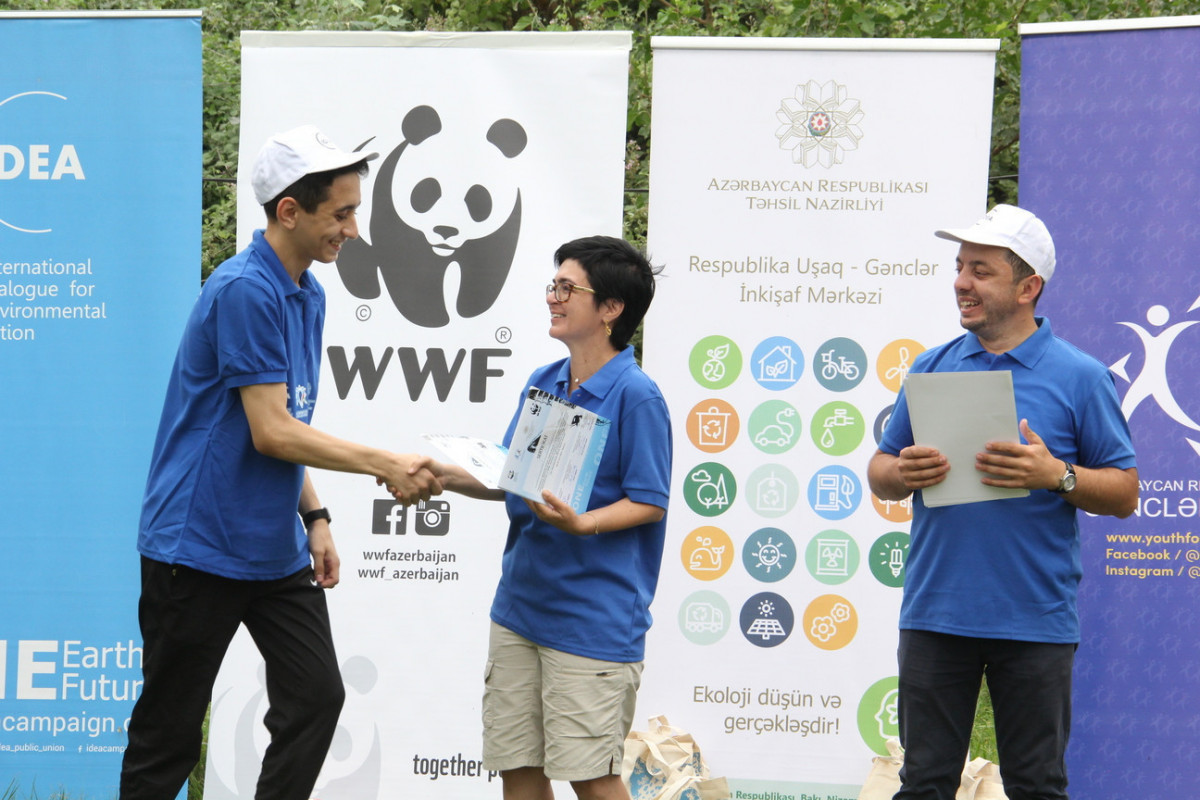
left=0, top=12, right=200, bottom=797
left=1021, top=18, right=1200, bottom=799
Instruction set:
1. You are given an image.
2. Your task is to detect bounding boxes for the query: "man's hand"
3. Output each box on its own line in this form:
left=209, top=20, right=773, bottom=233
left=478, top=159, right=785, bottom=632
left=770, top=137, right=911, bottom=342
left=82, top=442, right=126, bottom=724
left=868, top=446, right=948, bottom=501
left=377, top=453, right=442, bottom=505
left=895, top=445, right=951, bottom=490
left=976, top=419, right=1061, bottom=490
left=307, top=520, right=340, bottom=588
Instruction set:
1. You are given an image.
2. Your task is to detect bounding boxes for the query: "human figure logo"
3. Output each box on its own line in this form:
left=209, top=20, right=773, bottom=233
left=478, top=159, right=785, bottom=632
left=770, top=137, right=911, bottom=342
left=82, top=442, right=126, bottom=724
left=1111, top=299, right=1200, bottom=456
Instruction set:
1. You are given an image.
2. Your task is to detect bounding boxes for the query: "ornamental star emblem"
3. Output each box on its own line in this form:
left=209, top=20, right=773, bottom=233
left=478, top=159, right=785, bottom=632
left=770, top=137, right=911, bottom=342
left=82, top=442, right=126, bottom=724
left=775, top=80, right=865, bottom=167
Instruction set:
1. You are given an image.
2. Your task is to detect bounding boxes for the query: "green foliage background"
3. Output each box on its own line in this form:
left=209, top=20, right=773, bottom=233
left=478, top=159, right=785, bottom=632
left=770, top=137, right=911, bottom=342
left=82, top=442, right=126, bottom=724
left=3, top=0, right=1197, bottom=796
left=6, top=0, right=1197, bottom=279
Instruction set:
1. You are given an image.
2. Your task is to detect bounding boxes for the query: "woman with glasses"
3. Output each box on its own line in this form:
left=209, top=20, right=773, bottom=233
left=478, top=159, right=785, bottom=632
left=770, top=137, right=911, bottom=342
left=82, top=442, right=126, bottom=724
left=410, top=235, right=671, bottom=800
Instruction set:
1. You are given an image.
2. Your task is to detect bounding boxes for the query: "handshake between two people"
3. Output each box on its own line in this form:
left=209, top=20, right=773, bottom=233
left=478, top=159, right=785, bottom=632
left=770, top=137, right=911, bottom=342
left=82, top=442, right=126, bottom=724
left=375, top=453, right=444, bottom=506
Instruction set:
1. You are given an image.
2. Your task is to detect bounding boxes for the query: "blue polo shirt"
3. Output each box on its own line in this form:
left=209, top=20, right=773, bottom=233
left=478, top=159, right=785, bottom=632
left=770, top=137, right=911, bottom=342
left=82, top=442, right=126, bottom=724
left=879, top=318, right=1136, bottom=643
left=491, top=347, right=673, bottom=662
left=138, top=230, right=324, bottom=580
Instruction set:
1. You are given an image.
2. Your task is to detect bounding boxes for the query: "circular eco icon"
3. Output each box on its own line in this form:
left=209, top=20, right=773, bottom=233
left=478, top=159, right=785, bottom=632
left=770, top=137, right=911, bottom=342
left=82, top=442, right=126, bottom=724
left=678, top=590, right=731, bottom=645
left=739, top=591, right=794, bottom=648
left=868, top=531, right=910, bottom=588
left=876, top=339, right=925, bottom=393
left=742, top=527, right=798, bottom=583
left=813, top=336, right=868, bottom=392
left=680, top=525, right=734, bottom=581
left=802, top=594, right=858, bottom=650
left=745, top=463, right=799, bottom=519
left=748, top=399, right=802, bottom=455
left=683, top=461, right=737, bottom=517
left=689, top=335, right=742, bottom=390
left=810, top=400, right=865, bottom=456
left=857, top=676, right=901, bottom=755
left=687, top=398, right=740, bottom=453
left=749, top=336, right=804, bottom=391
left=804, top=529, right=860, bottom=585
left=872, top=404, right=894, bottom=446
left=870, top=491, right=913, bottom=524
left=807, top=465, right=862, bottom=521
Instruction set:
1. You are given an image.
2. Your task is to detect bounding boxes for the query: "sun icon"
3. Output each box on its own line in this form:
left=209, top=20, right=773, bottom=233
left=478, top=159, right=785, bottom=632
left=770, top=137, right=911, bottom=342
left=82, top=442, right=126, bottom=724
left=754, top=537, right=789, bottom=573
left=758, top=599, right=776, bottom=617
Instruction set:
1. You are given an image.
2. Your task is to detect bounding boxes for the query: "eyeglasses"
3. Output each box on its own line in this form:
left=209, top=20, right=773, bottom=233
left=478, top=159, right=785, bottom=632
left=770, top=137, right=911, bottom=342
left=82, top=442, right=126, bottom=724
left=545, top=282, right=597, bottom=303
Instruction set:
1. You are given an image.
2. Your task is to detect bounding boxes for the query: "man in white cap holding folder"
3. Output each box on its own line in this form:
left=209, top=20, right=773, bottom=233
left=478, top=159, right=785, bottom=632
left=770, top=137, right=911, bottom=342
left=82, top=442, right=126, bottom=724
left=120, top=126, right=441, bottom=799
left=868, top=204, right=1138, bottom=800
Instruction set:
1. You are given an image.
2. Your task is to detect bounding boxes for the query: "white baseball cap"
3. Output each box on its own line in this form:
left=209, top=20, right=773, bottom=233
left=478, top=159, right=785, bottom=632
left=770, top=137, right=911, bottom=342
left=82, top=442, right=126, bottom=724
left=251, top=125, right=379, bottom=205
left=934, top=204, right=1057, bottom=282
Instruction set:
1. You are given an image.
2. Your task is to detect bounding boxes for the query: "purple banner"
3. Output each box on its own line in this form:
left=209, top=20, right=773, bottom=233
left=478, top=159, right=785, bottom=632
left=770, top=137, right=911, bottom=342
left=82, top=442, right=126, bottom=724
left=1021, top=20, right=1200, bottom=799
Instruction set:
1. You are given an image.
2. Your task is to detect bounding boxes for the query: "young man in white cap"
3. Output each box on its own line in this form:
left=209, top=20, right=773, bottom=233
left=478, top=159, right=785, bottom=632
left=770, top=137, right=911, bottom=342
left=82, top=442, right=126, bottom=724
left=868, top=204, right=1138, bottom=800
left=120, top=126, right=442, bottom=799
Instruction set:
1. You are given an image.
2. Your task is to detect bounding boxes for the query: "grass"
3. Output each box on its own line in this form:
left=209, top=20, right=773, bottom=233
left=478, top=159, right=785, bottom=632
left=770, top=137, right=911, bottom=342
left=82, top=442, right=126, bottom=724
left=971, top=682, right=999, bottom=762
left=186, top=709, right=208, bottom=800
left=2, top=712, right=207, bottom=800
left=2, top=779, right=88, bottom=800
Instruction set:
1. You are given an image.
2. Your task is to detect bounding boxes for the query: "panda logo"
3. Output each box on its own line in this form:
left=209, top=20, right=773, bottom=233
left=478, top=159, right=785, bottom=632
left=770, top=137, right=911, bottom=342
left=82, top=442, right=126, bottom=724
left=338, top=105, right=528, bottom=328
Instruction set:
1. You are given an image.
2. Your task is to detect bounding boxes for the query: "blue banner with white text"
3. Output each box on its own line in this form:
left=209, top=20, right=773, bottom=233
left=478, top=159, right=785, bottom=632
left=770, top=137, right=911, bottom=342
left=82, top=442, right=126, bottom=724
left=1021, top=18, right=1200, bottom=799
left=0, top=12, right=200, bottom=797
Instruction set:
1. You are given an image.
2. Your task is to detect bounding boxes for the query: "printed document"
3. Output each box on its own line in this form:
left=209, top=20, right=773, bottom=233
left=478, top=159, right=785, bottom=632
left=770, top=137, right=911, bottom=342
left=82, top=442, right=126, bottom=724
left=425, top=389, right=610, bottom=513
left=500, top=388, right=610, bottom=513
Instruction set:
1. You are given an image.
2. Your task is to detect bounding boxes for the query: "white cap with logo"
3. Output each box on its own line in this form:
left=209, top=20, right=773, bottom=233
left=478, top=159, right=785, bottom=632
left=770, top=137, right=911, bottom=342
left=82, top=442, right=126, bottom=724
left=251, top=125, right=379, bottom=205
left=934, top=204, right=1057, bottom=282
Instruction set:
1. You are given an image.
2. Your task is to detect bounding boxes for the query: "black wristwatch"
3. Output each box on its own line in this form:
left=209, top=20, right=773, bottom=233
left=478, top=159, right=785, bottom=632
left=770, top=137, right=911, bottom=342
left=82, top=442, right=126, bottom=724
left=1052, top=462, right=1076, bottom=494
left=301, top=507, right=332, bottom=528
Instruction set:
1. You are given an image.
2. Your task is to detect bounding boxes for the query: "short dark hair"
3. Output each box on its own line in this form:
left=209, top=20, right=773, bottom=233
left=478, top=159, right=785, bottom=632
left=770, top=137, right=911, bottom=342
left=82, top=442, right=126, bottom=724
left=1005, top=249, right=1043, bottom=306
left=262, top=160, right=371, bottom=220
left=553, top=235, right=661, bottom=350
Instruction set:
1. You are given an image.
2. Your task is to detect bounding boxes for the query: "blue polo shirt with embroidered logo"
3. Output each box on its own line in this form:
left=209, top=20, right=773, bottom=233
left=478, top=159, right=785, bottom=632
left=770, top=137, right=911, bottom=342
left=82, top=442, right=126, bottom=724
left=491, top=346, right=673, bottom=662
left=879, top=317, right=1136, bottom=643
left=138, top=230, right=324, bottom=580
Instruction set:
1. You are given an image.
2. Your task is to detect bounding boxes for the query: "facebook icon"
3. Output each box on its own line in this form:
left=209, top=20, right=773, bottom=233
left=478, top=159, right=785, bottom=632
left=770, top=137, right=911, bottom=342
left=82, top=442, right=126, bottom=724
left=372, top=499, right=407, bottom=535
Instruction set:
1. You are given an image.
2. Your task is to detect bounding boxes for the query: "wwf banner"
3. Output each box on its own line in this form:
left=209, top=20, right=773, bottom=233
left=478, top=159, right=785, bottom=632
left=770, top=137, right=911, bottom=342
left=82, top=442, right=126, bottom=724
left=640, top=38, right=998, bottom=796
left=0, top=10, right=201, bottom=798
left=211, top=31, right=632, bottom=798
left=1020, top=17, right=1200, bottom=799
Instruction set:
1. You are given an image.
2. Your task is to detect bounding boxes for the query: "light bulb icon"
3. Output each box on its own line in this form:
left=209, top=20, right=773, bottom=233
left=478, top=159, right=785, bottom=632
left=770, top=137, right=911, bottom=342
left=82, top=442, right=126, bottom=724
left=871, top=533, right=910, bottom=587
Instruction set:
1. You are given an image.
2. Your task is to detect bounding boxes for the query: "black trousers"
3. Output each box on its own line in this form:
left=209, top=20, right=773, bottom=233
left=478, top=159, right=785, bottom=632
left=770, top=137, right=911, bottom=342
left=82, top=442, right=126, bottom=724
left=894, top=629, right=1075, bottom=800
left=120, top=557, right=344, bottom=800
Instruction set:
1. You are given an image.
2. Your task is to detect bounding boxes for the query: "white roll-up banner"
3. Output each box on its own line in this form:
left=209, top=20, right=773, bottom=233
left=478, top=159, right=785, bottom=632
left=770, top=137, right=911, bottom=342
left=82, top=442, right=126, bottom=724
left=210, top=31, right=632, bottom=798
left=640, top=36, right=998, bottom=798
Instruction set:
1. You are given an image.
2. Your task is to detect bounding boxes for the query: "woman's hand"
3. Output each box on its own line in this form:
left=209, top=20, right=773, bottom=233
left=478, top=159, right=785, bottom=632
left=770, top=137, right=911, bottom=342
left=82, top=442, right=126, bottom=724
left=525, top=490, right=596, bottom=536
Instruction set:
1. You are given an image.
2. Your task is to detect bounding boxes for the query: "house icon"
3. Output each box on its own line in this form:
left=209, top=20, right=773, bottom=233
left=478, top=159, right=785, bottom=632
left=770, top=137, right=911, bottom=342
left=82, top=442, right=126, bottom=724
left=756, top=344, right=798, bottom=383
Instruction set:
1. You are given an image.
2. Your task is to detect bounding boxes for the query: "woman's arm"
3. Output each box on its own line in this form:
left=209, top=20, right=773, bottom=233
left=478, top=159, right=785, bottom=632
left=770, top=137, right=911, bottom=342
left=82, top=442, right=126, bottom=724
left=404, top=455, right=507, bottom=501
left=526, top=492, right=665, bottom=537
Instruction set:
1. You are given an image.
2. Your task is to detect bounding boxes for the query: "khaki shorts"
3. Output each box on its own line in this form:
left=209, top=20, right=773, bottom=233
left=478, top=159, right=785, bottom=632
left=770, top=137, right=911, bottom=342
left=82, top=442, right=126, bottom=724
left=482, top=622, right=643, bottom=782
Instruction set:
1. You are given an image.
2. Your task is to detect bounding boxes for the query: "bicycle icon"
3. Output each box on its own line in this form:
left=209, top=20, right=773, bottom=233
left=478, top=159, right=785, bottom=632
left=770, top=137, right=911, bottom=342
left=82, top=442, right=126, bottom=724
left=820, top=349, right=860, bottom=380
left=815, top=338, right=868, bottom=391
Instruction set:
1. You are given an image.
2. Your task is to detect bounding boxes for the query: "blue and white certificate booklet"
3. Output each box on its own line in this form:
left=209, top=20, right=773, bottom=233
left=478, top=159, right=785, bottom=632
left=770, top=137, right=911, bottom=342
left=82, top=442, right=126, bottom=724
left=423, top=433, right=508, bottom=490
left=500, top=388, right=611, bottom=513
left=904, top=370, right=1028, bottom=507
